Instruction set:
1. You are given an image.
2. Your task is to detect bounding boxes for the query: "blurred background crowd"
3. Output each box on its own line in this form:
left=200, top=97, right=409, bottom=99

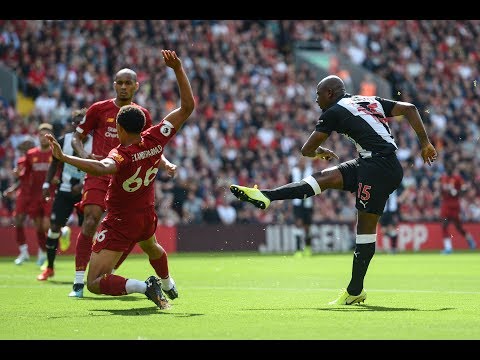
left=0, top=20, right=479, bottom=227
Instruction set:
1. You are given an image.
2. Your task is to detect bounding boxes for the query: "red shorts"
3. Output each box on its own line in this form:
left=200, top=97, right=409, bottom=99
left=92, top=209, right=158, bottom=254
left=14, top=195, right=52, bottom=219
left=77, top=176, right=110, bottom=213
left=14, top=193, right=33, bottom=216
left=440, top=205, right=460, bottom=221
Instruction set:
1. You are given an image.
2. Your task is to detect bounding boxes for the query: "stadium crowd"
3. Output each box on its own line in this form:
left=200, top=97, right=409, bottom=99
left=0, top=20, right=479, bottom=226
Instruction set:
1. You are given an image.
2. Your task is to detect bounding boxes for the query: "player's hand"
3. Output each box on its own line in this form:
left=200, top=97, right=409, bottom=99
left=421, top=142, right=437, bottom=166
left=88, top=153, right=103, bottom=160
left=44, top=133, right=65, bottom=161
left=162, top=50, right=182, bottom=71
left=314, top=147, right=339, bottom=161
left=165, top=162, right=177, bottom=178
left=42, top=188, right=50, bottom=200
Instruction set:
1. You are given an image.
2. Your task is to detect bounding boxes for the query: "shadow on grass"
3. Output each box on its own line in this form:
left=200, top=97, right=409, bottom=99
left=46, top=280, right=73, bottom=285
left=91, top=307, right=204, bottom=317
left=79, top=295, right=143, bottom=301
left=319, top=305, right=456, bottom=312
left=242, top=305, right=455, bottom=312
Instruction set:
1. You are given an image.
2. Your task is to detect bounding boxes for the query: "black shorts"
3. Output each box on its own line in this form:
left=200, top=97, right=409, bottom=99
left=293, top=205, right=313, bottom=226
left=379, top=210, right=399, bottom=226
left=50, top=190, right=83, bottom=227
left=338, top=153, right=403, bottom=215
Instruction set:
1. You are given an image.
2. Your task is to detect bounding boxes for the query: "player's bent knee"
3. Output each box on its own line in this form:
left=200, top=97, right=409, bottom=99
left=86, top=278, right=101, bottom=294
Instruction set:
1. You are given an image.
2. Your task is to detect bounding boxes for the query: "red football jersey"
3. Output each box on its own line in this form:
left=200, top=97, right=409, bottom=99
left=23, top=146, right=52, bottom=201
left=15, top=155, right=30, bottom=197
left=76, top=99, right=152, bottom=183
left=440, top=174, right=464, bottom=207
left=105, top=120, right=176, bottom=217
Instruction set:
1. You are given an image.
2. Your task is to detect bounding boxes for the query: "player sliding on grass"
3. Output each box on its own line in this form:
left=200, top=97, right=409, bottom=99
left=45, top=50, right=195, bottom=309
left=230, top=75, right=437, bottom=305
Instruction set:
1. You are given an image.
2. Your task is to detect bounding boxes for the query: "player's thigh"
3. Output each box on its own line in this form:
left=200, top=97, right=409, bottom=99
left=87, top=249, right=123, bottom=283
left=14, top=195, right=31, bottom=218
left=83, top=203, right=105, bottom=224
left=314, top=163, right=346, bottom=191
left=50, top=191, right=78, bottom=227
left=356, top=156, right=403, bottom=215
left=336, top=158, right=359, bottom=193
left=78, top=178, right=108, bottom=214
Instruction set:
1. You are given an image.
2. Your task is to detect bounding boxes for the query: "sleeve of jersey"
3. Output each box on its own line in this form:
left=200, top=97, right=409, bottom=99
left=143, top=109, right=153, bottom=129
left=375, top=97, right=397, bottom=117
left=315, top=114, right=334, bottom=134
left=149, top=120, right=177, bottom=145
left=107, top=148, right=126, bottom=170
left=76, top=104, right=96, bottom=135
left=17, top=157, right=27, bottom=178
left=22, top=153, right=32, bottom=178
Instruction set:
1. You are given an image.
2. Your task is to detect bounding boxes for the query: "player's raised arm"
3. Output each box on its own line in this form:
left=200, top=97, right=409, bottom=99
left=45, top=133, right=117, bottom=176
left=161, top=50, right=195, bottom=130
left=391, top=101, right=437, bottom=166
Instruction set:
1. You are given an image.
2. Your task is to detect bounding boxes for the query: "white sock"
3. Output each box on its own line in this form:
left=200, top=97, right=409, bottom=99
left=60, top=226, right=69, bottom=236
left=125, top=279, right=147, bottom=294
left=19, top=244, right=28, bottom=254
left=161, top=276, right=175, bottom=291
left=75, top=271, right=85, bottom=285
left=302, top=175, right=322, bottom=195
left=443, top=238, right=452, bottom=251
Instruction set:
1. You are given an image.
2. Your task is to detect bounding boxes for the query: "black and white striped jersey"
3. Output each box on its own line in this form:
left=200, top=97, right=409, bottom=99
left=315, top=94, right=398, bottom=158
left=57, top=132, right=92, bottom=192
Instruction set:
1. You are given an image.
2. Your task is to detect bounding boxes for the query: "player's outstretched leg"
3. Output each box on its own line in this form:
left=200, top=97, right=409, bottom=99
left=230, top=184, right=271, bottom=210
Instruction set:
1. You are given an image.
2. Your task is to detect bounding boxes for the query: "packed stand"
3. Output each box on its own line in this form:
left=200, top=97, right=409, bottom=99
left=0, top=20, right=478, bottom=226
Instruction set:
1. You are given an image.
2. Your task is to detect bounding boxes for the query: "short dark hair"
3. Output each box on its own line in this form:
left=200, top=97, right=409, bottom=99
left=71, top=108, right=87, bottom=125
left=116, top=105, right=145, bottom=133
left=72, top=107, right=87, bottom=119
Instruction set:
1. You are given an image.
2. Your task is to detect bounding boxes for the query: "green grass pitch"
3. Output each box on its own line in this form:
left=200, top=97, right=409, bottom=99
left=1, top=251, right=479, bottom=340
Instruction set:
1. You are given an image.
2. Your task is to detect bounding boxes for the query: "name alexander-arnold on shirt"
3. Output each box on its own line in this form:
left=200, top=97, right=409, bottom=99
left=132, top=145, right=163, bottom=161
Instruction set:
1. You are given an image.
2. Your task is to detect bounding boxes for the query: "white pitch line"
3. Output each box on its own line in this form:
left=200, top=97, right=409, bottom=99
left=187, top=286, right=480, bottom=295
left=5, top=284, right=474, bottom=295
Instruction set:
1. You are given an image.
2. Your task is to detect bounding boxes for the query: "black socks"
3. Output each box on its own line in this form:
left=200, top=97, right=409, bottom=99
left=347, top=242, right=375, bottom=296
left=46, top=237, right=59, bottom=269
left=262, top=181, right=315, bottom=201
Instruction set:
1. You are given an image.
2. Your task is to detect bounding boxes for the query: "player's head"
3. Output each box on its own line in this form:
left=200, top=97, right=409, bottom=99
left=17, top=136, right=35, bottom=153
left=113, top=68, right=139, bottom=102
left=116, top=105, right=146, bottom=138
left=316, top=75, right=346, bottom=110
left=71, top=108, right=87, bottom=128
left=38, top=123, right=53, bottom=148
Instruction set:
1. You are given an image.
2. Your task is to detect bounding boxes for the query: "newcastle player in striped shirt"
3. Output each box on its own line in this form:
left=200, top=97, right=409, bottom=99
left=230, top=75, right=437, bottom=305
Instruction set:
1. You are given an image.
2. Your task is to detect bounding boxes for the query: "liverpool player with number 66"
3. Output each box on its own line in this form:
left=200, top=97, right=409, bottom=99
left=45, top=50, right=195, bottom=309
